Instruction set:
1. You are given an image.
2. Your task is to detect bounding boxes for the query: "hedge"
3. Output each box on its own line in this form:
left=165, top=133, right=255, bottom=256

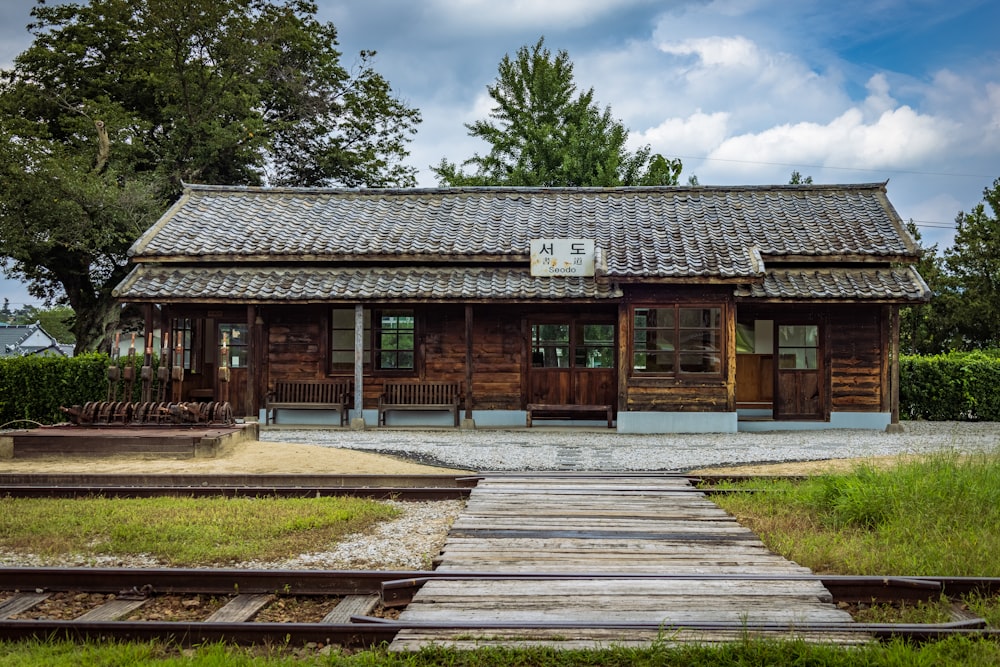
left=3, top=351, right=999, bottom=426
left=0, top=353, right=162, bottom=427
left=899, top=351, right=1000, bottom=422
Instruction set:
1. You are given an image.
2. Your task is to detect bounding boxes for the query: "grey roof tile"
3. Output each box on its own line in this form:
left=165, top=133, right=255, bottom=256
left=734, top=267, right=930, bottom=301
left=130, top=184, right=919, bottom=280
left=113, top=266, right=622, bottom=302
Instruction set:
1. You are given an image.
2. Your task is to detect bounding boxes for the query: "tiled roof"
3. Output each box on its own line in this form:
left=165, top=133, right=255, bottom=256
left=113, top=265, right=623, bottom=302
left=129, top=183, right=919, bottom=280
left=734, top=267, right=930, bottom=301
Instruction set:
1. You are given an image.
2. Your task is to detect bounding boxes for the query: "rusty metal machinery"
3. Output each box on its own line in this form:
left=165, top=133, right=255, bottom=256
left=60, top=401, right=234, bottom=427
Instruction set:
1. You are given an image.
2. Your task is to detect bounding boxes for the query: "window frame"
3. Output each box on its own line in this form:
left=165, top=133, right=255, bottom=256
left=631, top=303, right=725, bottom=379
left=328, top=307, right=370, bottom=374
left=372, top=308, right=418, bottom=376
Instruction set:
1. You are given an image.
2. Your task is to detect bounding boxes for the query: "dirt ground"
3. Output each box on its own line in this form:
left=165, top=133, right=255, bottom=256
left=0, top=434, right=905, bottom=476
left=0, top=439, right=472, bottom=475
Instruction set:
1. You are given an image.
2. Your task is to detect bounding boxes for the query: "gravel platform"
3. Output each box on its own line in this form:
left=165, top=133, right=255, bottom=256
left=259, top=421, right=998, bottom=472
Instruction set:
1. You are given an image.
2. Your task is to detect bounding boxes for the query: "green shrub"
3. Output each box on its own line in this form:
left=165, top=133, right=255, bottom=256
left=900, top=351, right=1000, bottom=421
left=0, top=353, right=163, bottom=426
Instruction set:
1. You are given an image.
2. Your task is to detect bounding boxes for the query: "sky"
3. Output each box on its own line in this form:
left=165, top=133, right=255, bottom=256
left=2, top=0, right=999, bottom=311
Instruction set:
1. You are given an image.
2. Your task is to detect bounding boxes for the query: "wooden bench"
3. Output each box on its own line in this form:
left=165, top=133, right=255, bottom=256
left=378, top=381, right=462, bottom=427
left=526, top=403, right=614, bottom=428
left=266, top=380, right=353, bottom=426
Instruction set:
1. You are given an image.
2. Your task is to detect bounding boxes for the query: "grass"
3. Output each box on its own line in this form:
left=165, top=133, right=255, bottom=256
left=711, top=450, right=1000, bottom=576
left=0, top=495, right=401, bottom=566
left=2, top=450, right=1000, bottom=664
left=2, top=636, right=1000, bottom=666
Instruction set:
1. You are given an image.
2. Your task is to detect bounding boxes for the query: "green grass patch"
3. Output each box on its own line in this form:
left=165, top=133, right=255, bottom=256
left=713, top=450, right=1000, bottom=576
left=0, top=496, right=400, bottom=566
left=4, top=636, right=1000, bottom=666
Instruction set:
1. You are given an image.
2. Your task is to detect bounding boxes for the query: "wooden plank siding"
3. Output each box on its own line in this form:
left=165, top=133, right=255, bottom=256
left=828, top=306, right=884, bottom=412
left=254, top=301, right=887, bottom=418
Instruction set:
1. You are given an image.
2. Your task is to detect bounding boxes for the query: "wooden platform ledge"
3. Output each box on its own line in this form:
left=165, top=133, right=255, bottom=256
left=526, top=404, right=613, bottom=428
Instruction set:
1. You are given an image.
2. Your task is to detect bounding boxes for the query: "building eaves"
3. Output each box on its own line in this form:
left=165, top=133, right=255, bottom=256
left=113, top=265, right=623, bottom=303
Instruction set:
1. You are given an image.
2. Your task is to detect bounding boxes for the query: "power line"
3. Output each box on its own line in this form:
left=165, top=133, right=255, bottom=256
left=674, top=155, right=992, bottom=180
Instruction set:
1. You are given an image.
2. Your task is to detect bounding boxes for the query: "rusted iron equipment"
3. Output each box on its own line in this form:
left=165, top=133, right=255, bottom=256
left=60, top=400, right=234, bottom=426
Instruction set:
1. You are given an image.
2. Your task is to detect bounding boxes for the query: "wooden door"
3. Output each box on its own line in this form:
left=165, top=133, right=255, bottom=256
left=217, top=322, right=249, bottom=413
left=528, top=320, right=616, bottom=407
left=774, top=323, right=823, bottom=420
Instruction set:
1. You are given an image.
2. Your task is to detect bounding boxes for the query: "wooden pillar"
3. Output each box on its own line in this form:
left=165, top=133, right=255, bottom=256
left=725, top=299, right=737, bottom=413
left=353, top=304, right=365, bottom=428
left=464, top=305, right=474, bottom=423
left=616, top=302, right=629, bottom=415
left=889, top=305, right=901, bottom=425
left=245, top=305, right=256, bottom=418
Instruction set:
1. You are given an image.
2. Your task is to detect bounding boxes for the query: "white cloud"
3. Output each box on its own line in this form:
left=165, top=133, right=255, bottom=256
left=427, top=0, right=656, bottom=31
left=657, top=35, right=761, bottom=69
left=711, top=104, right=952, bottom=172
left=629, top=111, right=730, bottom=157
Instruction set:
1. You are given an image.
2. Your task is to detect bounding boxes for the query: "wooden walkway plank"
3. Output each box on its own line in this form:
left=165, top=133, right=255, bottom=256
left=390, top=474, right=856, bottom=651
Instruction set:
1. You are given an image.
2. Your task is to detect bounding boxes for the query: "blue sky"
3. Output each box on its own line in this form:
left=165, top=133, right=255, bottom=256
left=2, top=0, right=999, bottom=310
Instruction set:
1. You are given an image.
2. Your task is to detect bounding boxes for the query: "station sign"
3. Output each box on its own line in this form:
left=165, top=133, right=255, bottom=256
left=530, top=239, right=596, bottom=277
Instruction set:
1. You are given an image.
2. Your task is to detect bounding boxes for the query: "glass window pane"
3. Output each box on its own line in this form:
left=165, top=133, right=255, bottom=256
left=680, top=352, right=720, bottom=373
left=780, top=325, right=818, bottom=347
left=644, top=308, right=675, bottom=328
left=679, top=308, right=720, bottom=328
left=644, top=351, right=675, bottom=373
left=638, top=330, right=675, bottom=351
left=679, top=330, right=719, bottom=351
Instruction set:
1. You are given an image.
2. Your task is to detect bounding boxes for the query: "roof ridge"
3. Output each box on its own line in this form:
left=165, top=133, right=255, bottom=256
left=180, top=182, right=890, bottom=196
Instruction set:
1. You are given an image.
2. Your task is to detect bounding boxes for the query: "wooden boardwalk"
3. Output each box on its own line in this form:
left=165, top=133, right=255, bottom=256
left=390, top=474, right=860, bottom=650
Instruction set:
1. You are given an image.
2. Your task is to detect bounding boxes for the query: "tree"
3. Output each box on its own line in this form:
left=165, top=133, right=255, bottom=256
left=788, top=171, right=813, bottom=184
left=939, top=178, right=1000, bottom=350
left=899, top=221, right=947, bottom=354
left=433, top=37, right=680, bottom=187
left=0, top=0, right=421, bottom=353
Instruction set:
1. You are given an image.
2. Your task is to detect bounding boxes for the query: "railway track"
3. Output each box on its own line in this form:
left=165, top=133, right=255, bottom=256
left=0, top=473, right=477, bottom=500
left=0, top=472, right=775, bottom=499
left=0, top=567, right=997, bottom=648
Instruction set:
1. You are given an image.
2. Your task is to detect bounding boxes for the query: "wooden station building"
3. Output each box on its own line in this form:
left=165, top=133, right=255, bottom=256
left=113, top=182, right=929, bottom=432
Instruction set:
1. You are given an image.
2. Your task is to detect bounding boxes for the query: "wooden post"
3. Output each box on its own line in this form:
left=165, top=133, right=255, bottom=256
left=725, top=300, right=737, bottom=413
left=462, top=305, right=474, bottom=427
left=616, top=302, right=629, bottom=418
left=889, top=305, right=901, bottom=428
left=245, top=305, right=256, bottom=419
left=352, top=304, right=365, bottom=429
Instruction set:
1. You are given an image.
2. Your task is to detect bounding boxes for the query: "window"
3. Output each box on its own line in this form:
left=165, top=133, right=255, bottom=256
left=374, top=309, right=415, bottom=371
left=778, top=325, right=818, bottom=369
left=531, top=324, right=570, bottom=367
left=218, top=323, right=248, bottom=368
left=171, top=317, right=198, bottom=372
left=633, top=306, right=722, bottom=376
left=330, top=308, right=370, bottom=372
left=530, top=322, right=615, bottom=369
left=575, top=323, right=615, bottom=368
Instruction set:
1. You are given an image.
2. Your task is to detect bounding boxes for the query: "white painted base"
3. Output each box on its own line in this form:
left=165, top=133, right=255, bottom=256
left=738, top=412, right=892, bottom=432
left=616, top=411, right=738, bottom=434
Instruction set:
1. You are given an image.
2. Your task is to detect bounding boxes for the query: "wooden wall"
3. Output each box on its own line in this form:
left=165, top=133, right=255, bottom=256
left=828, top=306, right=884, bottom=412
left=255, top=300, right=887, bottom=416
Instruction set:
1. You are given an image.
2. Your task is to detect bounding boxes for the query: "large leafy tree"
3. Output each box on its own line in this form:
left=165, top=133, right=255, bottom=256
left=899, top=221, right=947, bottom=354
left=433, top=37, right=680, bottom=187
left=900, top=178, right=1000, bottom=353
left=938, top=178, right=1000, bottom=350
left=0, top=0, right=421, bottom=353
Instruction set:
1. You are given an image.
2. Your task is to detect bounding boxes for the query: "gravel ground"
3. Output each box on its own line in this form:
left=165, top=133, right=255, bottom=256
left=2, top=421, right=995, bottom=571
left=259, top=421, right=999, bottom=472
